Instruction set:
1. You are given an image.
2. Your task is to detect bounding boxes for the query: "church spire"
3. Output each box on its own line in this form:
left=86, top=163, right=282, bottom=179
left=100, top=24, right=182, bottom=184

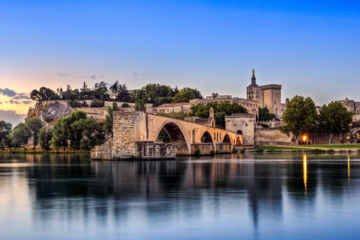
left=251, top=69, right=256, bottom=85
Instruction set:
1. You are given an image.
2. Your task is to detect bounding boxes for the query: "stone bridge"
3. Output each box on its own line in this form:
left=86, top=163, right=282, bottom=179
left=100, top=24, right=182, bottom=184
left=107, top=111, right=243, bottom=159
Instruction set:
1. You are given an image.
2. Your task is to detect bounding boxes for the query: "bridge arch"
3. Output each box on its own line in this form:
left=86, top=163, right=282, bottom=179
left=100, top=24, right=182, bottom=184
left=201, top=131, right=213, bottom=143
left=235, top=135, right=243, bottom=145
left=154, top=121, right=190, bottom=155
left=223, top=134, right=231, bottom=144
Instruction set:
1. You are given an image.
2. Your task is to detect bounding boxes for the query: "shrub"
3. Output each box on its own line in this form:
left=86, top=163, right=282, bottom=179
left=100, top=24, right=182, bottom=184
left=210, top=150, right=216, bottom=156
left=90, top=99, right=105, bottom=107
left=194, top=149, right=201, bottom=156
left=69, top=101, right=81, bottom=108
left=82, top=101, right=89, bottom=107
left=122, top=103, right=130, bottom=108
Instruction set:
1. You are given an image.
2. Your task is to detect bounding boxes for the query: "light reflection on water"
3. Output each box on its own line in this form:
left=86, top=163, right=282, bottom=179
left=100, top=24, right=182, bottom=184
left=0, top=153, right=360, bottom=240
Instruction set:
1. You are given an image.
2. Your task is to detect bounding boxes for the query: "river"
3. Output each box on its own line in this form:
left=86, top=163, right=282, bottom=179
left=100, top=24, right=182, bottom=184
left=0, top=153, right=359, bottom=240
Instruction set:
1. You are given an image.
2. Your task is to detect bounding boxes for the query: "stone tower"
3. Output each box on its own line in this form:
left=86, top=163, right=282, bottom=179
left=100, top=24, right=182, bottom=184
left=247, top=69, right=262, bottom=105
left=209, top=107, right=215, bottom=128
left=260, top=84, right=282, bottom=117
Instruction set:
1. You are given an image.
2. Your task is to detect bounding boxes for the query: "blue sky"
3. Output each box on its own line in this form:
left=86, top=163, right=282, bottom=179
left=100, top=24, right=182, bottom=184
left=0, top=0, right=360, bottom=123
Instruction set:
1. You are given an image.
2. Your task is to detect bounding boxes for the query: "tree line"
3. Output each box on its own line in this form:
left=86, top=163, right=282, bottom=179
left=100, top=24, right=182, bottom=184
left=280, top=96, right=353, bottom=144
left=0, top=111, right=105, bottom=151
left=30, top=82, right=203, bottom=109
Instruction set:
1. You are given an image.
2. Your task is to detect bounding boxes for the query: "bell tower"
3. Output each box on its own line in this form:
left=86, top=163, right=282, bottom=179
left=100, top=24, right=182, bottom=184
left=251, top=69, right=256, bottom=85
left=247, top=69, right=261, bottom=104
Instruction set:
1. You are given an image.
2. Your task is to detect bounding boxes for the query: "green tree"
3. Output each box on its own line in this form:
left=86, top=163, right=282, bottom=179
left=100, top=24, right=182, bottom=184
left=93, top=81, right=110, bottom=100
left=77, top=118, right=105, bottom=150
left=280, top=96, right=318, bottom=143
left=0, top=120, right=12, bottom=149
left=51, top=119, right=68, bottom=150
left=135, top=99, right=146, bottom=111
left=190, top=101, right=247, bottom=128
left=110, top=81, right=131, bottom=102
left=51, top=110, right=105, bottom=150
left=135, top=84, right=175, bottom=107
left=25, top=117, right=43, bottom=148
left=80, top=82, right=92, bottom=100
left=39, top=127, right=53, bottom=150
left=104, top=102, right=120, bottom=137
left=257, top=107, right=276, bottom=121
left=318, top=102, right=353, bottom=144
left=30, top=87, right=58, bottom=101
left=9, top=123, right=30, bottom=148
left=172, top=88, right=202, bottom=103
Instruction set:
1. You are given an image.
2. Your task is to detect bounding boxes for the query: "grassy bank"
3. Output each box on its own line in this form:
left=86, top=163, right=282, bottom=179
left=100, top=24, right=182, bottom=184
left=289, top=144, right=360, bottom=149
left=252, top=145, right=360, bottom=154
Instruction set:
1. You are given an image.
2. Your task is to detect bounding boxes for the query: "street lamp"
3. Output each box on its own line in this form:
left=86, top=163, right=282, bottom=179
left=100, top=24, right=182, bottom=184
left=301, top=134, right=308, bottom=144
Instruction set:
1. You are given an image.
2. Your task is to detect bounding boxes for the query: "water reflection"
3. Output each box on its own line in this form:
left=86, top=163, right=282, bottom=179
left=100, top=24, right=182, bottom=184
left=348, top=154, right=351, bottom=184
left=1, top=153, right=360, bottom=239
left=303, top=153, right=308, bottom=193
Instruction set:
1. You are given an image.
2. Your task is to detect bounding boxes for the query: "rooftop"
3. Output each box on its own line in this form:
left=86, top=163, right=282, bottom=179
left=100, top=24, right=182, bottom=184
left=260, top=84, right=282, bottom=90
left=156, top=102, right=192, bottom=108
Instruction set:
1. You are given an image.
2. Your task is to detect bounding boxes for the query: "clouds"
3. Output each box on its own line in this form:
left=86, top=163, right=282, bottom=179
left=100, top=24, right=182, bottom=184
left=89, top=74, right=105, bottom=80
left=0, top=88, right=16, bottom=97
left=58, top=73, right=105, bottom=80
left=0, top=88, right=32, bottom=105
left=9, top=100, right=20, bottom=105
left=13, top=93, right=31, bottom=100
left=0, top=110, right=26, bottom=126
left=8, top=100, right=32, bottom=105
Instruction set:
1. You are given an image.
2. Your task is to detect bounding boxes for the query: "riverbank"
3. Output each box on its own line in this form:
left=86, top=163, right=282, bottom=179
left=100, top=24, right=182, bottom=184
left=0, top=149, right=90, bottom=154
left=252, top=145, right=360, bottom=154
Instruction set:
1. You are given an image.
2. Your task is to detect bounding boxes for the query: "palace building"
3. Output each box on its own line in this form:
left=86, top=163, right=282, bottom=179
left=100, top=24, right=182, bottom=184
left=146, top=69, right=285, bottom=118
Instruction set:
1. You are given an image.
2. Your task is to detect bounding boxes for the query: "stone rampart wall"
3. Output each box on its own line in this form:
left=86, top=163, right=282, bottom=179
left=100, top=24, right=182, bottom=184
left=255, top=128, right=291, bottom=145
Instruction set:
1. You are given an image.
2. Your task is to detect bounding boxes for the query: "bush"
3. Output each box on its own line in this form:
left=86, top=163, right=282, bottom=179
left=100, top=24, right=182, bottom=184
left=210, top=150, right=216, bottom=156
left=69, top=101, right=81, bottom=108
left=82, top=101, right=89, bottom=107
left=194, top=149, right=201, bottom=156
left=327, top=149, right=335, bottom=154
left=90, top=99, right=105, bottom=107
left=122, top=103, right=130, bottom=108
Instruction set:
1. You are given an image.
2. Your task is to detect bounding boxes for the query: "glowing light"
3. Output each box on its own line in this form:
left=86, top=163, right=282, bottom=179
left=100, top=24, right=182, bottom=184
left=346, top=136, right=351, bottom=140
left=301, top=134, right=308, bottom=143
left=303, top=153, right=308, bottom=193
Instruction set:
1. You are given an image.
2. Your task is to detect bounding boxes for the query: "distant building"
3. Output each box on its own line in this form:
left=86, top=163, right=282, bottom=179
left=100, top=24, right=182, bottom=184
left=337, top=98, right=360, bottom=121
left=246, top=69, right=283, bottom=117
left=146, top=102, right=193, bottom=114
left=338, top=98, right=360, bottom=114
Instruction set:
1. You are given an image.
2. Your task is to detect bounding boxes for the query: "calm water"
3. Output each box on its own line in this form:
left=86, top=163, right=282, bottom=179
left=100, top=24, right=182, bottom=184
left=1, top=153, right=360, bottom=240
